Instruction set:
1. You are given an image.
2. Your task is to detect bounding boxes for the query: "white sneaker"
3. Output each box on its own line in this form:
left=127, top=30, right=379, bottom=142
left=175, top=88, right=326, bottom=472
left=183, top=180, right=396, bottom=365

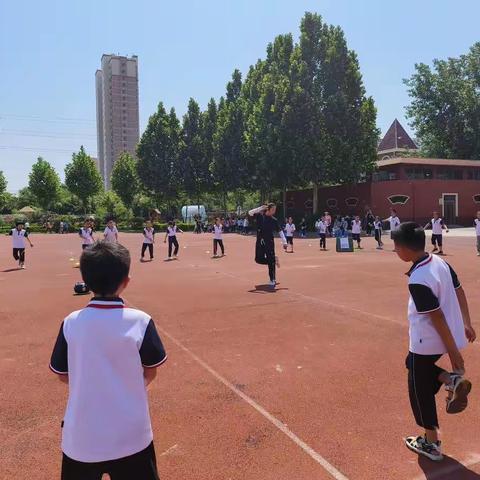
left=445, top=374, right=472, bottom=414
left=20, top=262, right=25, bottom=269
left=405, top=436, right=443, bottom=462
left=269, top=279, right=276, bottom=287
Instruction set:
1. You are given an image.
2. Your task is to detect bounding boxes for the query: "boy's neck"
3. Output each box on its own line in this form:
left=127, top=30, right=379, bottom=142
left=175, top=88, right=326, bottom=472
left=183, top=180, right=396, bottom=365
left=93, top=294, right=121, bottom=300
left=411, top=251, right=429, bottom=263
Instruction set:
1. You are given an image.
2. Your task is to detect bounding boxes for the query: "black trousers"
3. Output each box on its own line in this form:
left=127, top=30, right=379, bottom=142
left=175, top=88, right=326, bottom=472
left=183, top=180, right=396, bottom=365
left=141, top=243, right=154, bottom=259
left=61, top=442, right=160, bottom=480
left=319, top=233, right=326, bottom=249
left=255, top=238, right=275, bottom=281
left=213, top=239, right=224, bottom=255
left=374, top=230, right=382, bottom=244
left=406, top=352, right=445, bottom=430
left=13, top=248, right=25, bottom=262
left=168, top=236, right=179, bottom=257
left=432, top=234, right=443, bottom=247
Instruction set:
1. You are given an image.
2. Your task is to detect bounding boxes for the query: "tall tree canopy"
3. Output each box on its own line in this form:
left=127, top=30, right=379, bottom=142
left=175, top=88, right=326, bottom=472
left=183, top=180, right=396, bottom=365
left=180, top=98, right=210, bottom=206
left=28, top=157, right=61, bottom=211
left=111, top=152, right=139, bottom=209
left=136, top=103, right=182, bottom=209
left=65, top=146, right=103, bottom=212
left=405, top=42, right=480, bottom=159
left=212, top=70, right=246, bottom=209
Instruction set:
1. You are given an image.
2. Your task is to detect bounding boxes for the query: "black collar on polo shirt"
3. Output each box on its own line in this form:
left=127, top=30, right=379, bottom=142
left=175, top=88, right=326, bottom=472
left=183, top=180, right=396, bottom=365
left=406, top=253, right=431, bottom=277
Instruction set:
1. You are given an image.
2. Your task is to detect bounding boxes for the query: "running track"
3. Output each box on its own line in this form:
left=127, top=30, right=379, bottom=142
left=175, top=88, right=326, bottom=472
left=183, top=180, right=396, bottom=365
left=0, top=232, right=479, bottom=479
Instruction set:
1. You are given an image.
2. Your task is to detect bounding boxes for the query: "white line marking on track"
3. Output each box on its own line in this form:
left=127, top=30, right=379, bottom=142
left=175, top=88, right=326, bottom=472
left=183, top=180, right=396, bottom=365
left=155, top=323, right=350, bottom=480
left=411, top=452, right=480, bottom=480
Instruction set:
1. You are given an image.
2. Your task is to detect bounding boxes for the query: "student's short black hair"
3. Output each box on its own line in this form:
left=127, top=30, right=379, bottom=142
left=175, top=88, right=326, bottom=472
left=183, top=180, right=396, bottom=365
left=391, top=222, right=425, bottom=251
left=80, top=241, right=130, bottom=296
left=266, top=202, right=276, bottom=210
left=15, top=221, right=25, bottom=227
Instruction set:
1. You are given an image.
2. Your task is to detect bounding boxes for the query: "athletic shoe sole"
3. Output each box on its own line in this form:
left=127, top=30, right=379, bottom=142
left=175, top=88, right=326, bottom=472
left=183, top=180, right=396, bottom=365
left=405, top=438, right=443, bottom=462
left=446, top=379, right=472, bottom=414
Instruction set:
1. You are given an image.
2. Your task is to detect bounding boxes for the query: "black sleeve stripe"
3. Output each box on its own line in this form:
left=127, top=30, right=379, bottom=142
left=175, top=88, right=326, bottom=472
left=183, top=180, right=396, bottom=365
left=447, top=263, right=461, bottom=289
left=143, top=355, right=168, bottom=369
left=49, top=364, right=68, bottom=375
left=50, top=322, right=68, bottom=374
left=139, top=319, right=167, bottom=368
left=409, top=283, right=440, bottom=313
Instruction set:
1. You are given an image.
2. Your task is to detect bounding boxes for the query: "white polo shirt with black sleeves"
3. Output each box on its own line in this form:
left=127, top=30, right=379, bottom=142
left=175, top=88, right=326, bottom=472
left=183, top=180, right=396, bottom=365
left=10, top=228, right=28, bottom=248
left=474, top=218, right=480, bottom=235
left=49, top=298, right=167, bottom=462
left=103, top=226, right=118, bottom=242
left=284, top=223, right=295, bottom=237
left=79, top=227, right=94, bottom=245
left=407, top=254, right=467, bottom=355
left=431, top=218, right=444, bottom=235
left=213, top=224, right=223, bottom=240
left=388, top=215, right=400, bottom=231
left=143, top=227, right=154, bottom=244
left=351, top=220, right=362, bottom=234
left=167, top=226, right=178, bottom=236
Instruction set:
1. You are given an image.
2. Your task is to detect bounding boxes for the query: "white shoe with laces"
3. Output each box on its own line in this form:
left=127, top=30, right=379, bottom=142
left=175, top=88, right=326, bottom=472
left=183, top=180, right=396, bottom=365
left=269, top=279, right=276, bottom=287
left=405, top=436, right=443, bottom=462
left=445, top=374, right=472, bottom=414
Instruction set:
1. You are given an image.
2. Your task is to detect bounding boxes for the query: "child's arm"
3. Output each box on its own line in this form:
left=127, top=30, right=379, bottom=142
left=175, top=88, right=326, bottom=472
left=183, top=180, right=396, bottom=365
left=178, top=228, right=184, bottom=234
left=429, top=309, right=465, bottom=373
left=143, top=367, right=157, bottom=387
left=456, top=286, right=476, bottom=342
left=423, top=221, right=431, bottom=229
left=248, top=205, right=267, bottom=216
left=27, top=236, right=34, bottom=247
left=443, top=222, right=449, bottom=233
left=164, top=232, right=168, bottom=243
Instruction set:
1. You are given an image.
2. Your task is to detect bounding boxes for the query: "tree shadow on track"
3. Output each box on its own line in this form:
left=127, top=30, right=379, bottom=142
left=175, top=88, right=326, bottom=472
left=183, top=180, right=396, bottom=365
left=418, top=455, right=480, bottom=479
left=1, top=268, right=23, bottom=272
left=248, top=284, right=289, bottom=294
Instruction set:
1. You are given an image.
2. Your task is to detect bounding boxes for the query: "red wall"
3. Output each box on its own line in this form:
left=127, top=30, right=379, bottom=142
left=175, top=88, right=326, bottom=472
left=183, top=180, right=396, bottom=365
left=371, top=180, right=480, bottom=225
left=287, top=180, right=480, bottom=225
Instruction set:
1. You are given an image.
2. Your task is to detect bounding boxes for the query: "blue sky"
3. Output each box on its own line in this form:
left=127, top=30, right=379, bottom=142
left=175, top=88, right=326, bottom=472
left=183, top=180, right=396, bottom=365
left=1, top=0, right=479, bottom=192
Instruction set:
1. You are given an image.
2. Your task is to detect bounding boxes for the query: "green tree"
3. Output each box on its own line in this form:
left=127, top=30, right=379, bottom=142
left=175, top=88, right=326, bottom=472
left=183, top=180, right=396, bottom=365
left=65, top=146, right=103, bottom=212
left=94, top=190, right=130, bottom=222
left=111, top=152, right=139, bottom=209
left=28, top=157, right=61, bottom=211
left=405, top=42, right=480, bottom=159
left=180, top=98, right=210, bottom=208
left=0, top=170, right=7, bottom=211
left=0, top=192, right=17, bottom=214
left=297, top=13, right=379, bottom=212
left=201, top=97, right=217, bottom=179
left=137, top=103, right=182, bottom=214
left=212, top=70, right=245, bottom=211
left=16, top=187, right=38, bottom=209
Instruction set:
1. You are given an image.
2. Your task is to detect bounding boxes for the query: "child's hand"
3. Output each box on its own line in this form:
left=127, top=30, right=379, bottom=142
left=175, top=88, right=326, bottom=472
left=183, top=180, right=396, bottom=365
left=30, top=243, right=34, bottom=247
left=448, top=348, right=465, bottom=373
left=465, top=325, right=476, bottom=342
left=163, top=240, right=166, bottom=243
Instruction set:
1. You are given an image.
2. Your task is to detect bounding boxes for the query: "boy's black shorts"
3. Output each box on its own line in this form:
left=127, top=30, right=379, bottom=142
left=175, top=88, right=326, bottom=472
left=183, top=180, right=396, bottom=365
left=431, top=234, right=443, bottom=247
left=61, top=442, right=160, bottom=480
left=286, top=236, right=293, bottom=245
left=352, top=233, right=361, bottom=242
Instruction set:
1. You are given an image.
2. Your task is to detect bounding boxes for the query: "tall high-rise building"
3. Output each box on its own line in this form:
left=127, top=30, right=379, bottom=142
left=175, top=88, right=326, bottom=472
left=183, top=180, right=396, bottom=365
left=95, top=54, right=139, bottom=189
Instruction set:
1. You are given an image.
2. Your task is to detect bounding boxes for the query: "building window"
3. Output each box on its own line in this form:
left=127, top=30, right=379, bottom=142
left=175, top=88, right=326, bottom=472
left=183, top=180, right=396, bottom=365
left=326, top=198, right=337, bottom=208
left=388, top=195, right=410, bottom=205
left=345, top=197, right=359, bottom=207
left=406, top=168, right=433, bottom=180
left=437, top=169, right=463, bottom=180
left=382, top=155, right=391, bottom=161
left=473, top=194, right=480, bottom=204
left=304, top=200, right=313, bottom=209
left=373, top=171, right=397, bottom=182
left=467, top=169, right=480, bottom=180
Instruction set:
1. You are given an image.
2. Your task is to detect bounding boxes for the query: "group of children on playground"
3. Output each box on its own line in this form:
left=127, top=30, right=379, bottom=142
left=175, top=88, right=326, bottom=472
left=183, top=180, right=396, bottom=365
left=1, top=199, right=477, bottom=477
left=41, top=200, right=477, bottom=478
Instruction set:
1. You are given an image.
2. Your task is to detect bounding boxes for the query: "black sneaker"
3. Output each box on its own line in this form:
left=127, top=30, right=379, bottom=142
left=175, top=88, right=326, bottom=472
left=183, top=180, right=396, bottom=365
left=405, top=436, right=443, bottom=462
left=446, top=374, right=472, bottom=414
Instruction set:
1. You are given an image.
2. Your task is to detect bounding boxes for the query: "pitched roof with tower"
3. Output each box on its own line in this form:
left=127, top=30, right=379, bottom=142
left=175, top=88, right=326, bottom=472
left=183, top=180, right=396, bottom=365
left=378, top=119, right=417, bottom=154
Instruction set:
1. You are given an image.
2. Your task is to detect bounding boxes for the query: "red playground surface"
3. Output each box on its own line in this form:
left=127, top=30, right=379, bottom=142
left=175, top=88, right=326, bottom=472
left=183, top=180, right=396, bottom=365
left=1, top=232, right=479, bottom=480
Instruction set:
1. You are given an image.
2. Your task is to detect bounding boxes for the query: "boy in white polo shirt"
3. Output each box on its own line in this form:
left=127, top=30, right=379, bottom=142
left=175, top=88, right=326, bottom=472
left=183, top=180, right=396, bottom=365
left=424, top=211, right=449, bottom=255
left=351, top=215, right=362, bottom=249
left=284, top=216, right=296, bottom=253
left=103, top=219, right=119, bottom=243
left=49, top=241, right=167, bottom=479
left=8, top=220, right=34, bottom=269
left=392, top=222, right=476, bottom=462
left=78, top=219, right=95, bottom=250
left=474, top=211, right=480, bottom=256
left=212, top=217, right=225, bottom=257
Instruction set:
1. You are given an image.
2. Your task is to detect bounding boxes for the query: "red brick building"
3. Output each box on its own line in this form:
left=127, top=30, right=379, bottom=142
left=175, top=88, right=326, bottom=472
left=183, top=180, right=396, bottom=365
left=285, top=120, right=480, bottom=225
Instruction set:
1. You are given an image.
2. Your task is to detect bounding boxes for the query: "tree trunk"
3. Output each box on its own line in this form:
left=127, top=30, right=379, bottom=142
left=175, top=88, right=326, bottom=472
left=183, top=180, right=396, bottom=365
left=312, top=182, right=319, bottom=215
left=282, top=186, right=287, bottom=220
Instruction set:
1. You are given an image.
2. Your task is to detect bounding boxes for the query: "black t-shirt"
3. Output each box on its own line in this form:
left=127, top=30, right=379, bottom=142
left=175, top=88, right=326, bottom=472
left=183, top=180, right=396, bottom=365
left=255, top=214, right=281, bottom=241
